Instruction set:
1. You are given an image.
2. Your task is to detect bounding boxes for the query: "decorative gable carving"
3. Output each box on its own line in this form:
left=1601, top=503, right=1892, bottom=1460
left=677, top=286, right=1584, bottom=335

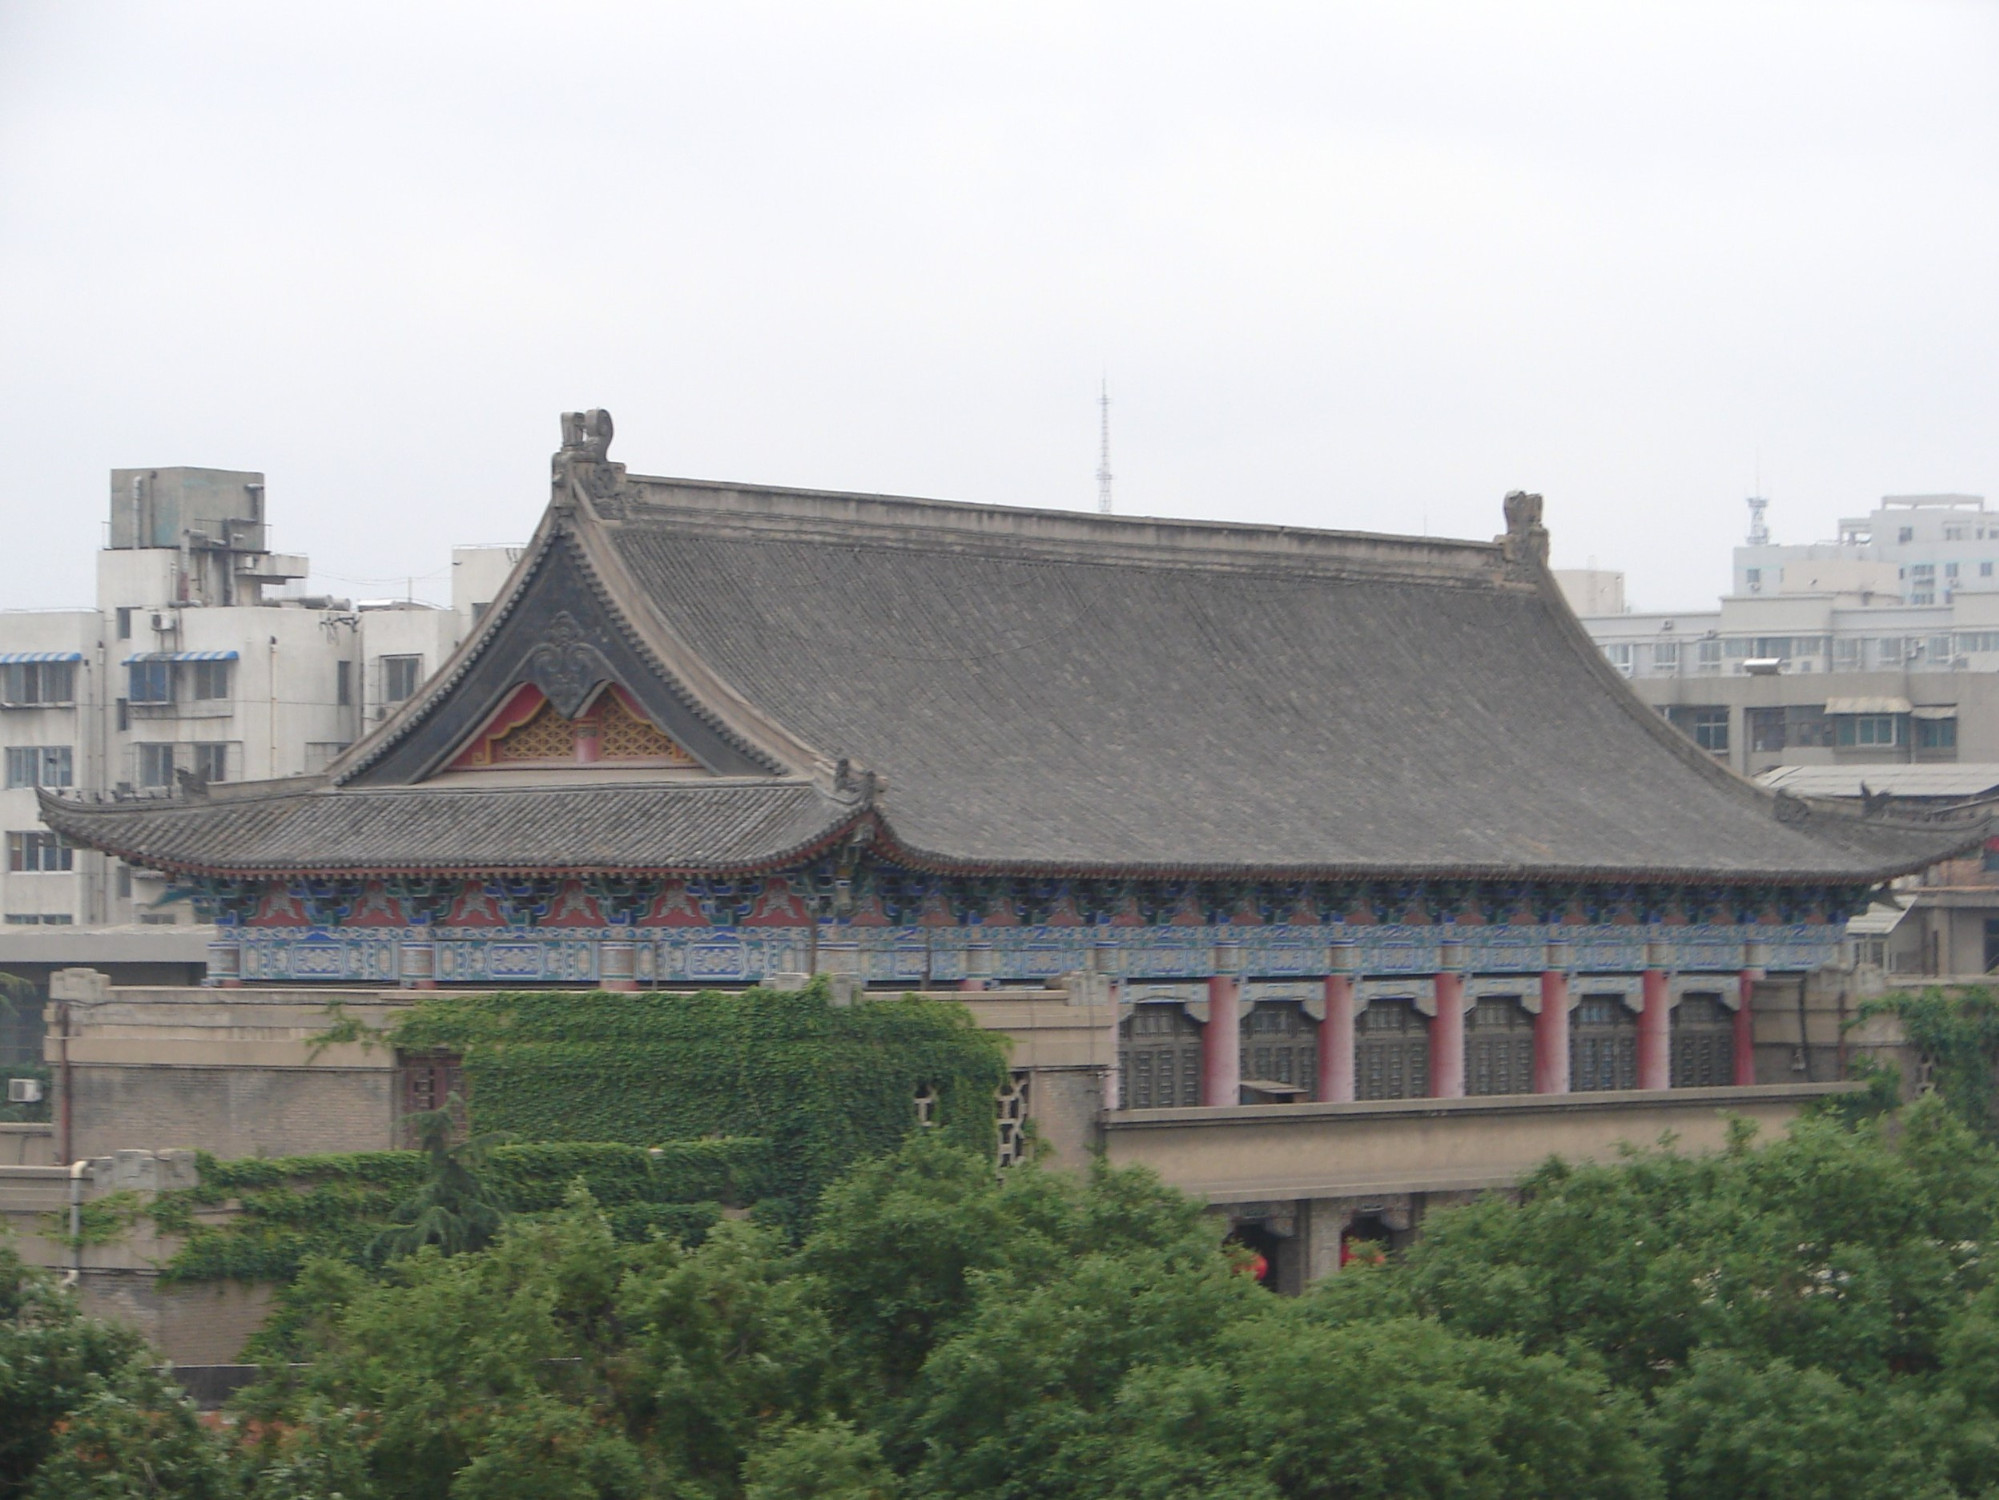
left=450, top=683, right=702, bottom=772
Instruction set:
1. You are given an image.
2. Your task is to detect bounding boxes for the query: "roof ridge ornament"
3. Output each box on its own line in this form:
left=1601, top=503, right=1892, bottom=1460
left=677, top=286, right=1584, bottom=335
left=1499, top=489, right=1549, bottom=572
left=552, top=409, right=629, bottom=513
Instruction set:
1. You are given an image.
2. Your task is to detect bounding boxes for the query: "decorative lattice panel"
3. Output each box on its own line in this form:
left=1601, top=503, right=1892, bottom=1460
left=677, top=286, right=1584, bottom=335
left=492, top=700, right=575, bottom=762
left=597, top=691, right=697, bottom=764
left=996, top=1071, right=1030, bottom=1168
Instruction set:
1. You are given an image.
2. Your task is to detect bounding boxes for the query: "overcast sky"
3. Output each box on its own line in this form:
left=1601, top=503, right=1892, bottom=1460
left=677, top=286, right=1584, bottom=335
left=2, top=2, right=1994, bottom=613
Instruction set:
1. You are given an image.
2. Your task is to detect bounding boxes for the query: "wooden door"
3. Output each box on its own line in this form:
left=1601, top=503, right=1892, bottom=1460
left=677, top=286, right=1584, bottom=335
left=1119, top=1004, right=1204, bottom=1109
left=1571, top=997, right=1637, bottom=1091
left=1240, top=1001, right=1318, bottom=1098
left=395, top=1051, right=466, bottom=1144
left=1466, top=996, right=1535, bottom=1096
left=1356, top=999, right=1429, bottom=1101
left=1671, top=994, right=1736, bottom=1088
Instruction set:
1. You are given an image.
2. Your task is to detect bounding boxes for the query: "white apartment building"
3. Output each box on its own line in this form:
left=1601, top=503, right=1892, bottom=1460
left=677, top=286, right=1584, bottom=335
left=0, top=467, right=520, bottom=930
left=1734, top=493, right=1999, bottom=604
left=1565, top=496, right=1999, bottom=781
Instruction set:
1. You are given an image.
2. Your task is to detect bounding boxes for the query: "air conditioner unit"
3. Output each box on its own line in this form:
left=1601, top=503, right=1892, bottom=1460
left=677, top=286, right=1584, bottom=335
left=7, top=1078, right=44, bottom=1104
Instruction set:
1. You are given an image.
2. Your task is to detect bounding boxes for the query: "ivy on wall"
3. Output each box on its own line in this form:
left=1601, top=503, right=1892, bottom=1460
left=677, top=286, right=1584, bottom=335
left=150, top=1139, right=765, bottom=1284
left=391, top=982, right=1012, bottom=1230
left=1856, top=985, right=1999, bottom=1138
left=151, top=984, right=1010, bottom=1282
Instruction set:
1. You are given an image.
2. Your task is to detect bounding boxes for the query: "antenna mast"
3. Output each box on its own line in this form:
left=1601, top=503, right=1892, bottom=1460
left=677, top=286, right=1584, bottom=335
left=1746, top=495, right=1769, bottom=547
left=1095, top=380, right=1113, bottom=514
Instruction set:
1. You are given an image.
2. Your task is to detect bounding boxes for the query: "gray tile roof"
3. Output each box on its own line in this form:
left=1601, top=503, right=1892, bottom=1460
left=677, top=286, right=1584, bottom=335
left=40, top=440, right=1985, bottom=885
left=583, top=478, right=1976, bottom=882
left=40, top=780, right=862, bottom=877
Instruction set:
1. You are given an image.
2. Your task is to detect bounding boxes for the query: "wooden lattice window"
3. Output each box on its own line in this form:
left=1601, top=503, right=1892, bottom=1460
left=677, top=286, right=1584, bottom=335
left=1240, top=1002, right=1317, bottom=1097
left=1571, top=997, right=1637, bottom=1091
left=1466, top=996, right=1535, bottom=1097
left=492, top=699, right=574, bottom=762
left=597, top=690, right=697, bottom=764
left=1671, top=994, right=1736, bottom=1088
left=1119, top=1004, right=1203, bottom=1109
left=1356, top=999, right=1429, bottom=1101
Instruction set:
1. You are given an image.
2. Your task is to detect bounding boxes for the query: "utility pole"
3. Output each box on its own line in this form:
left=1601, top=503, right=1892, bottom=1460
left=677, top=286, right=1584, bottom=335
left=1096, top=380, right=1113, bottom=514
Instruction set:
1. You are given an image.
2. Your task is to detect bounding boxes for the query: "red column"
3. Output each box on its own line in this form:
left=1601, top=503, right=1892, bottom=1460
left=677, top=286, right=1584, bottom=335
left=1733, top=967, right=1761, bottom=1086
left=1534, top=967, right=1571, bottom=1094
left=1430, top=970, right=1466, bottom=1097
left=1637, top=967, right=1672, bottom=1090
left=1319, top=972, right=1356, bottom=1102
left=1204, top=970, right=1242, bottom=1107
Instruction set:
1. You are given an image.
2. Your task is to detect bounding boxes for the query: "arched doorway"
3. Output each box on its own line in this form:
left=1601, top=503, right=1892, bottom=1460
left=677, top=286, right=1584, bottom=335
left=1340, top=1212, right=1394, bottom=1269
left=1227, top=1221, right=1282, bottom=1287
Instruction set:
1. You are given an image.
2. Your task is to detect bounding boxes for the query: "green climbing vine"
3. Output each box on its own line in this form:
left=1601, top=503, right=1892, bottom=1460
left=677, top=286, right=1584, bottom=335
left=147, top=982, right=1010, bottom=1281
left=1855, top=985, right=1999, bottom=1139
left=149, top=1138, right=766, bottom=1284
left=390, top=980, right=1012, bottom=1230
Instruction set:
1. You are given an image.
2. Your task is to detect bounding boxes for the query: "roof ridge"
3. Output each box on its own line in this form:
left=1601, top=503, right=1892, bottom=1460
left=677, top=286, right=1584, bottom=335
left=604, top=474, right=1519, bottom=587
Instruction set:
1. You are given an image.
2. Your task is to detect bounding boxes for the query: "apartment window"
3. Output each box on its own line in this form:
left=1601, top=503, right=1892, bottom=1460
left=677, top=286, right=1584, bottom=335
left=136, top=743, right=176, bottom=788
left=127, top=660, right=172, bottom=704
left=1962, top=633, right=1999, bottom=655
left=336, top=659, right=352, bottom=707
left=1983, top=562, right=1993, bottom=578
left=1745, top=568, right=1761, bottom=589
left=189, top=660, right=231, bottom=700
left=1752, top=637, right=1792, bottom=660
left=381, top=655, right=423, bottom=703
left=115, top=863, right=132, bottom=898
left=1602, top=643, right=1632, bottom=671
left=1666, top=705, right=1730, bottom=753
left=116, top=607, right=133, bottom=640
left=1929, top=635, right=1955, bottom=663
left=4, top=913, right=73, bottom=925
left=3, top=746, right=72, bottom=789
left=7, top=831, right=72, bottom=872
left=1911, top=594, right=1936, bottom=606
left=1746, top=707, right=1786, bottom=753
left=1947, top=562, right=1961, bottom=578
left=1875, top=639, right=1906, bottom=667
left=1, top=661, right=76, bottom=705
left=190, top=742, right=228, bottom=783
left=1835, top=715, right=1900, bottom=748
left=1696, top=639, right=1722, bottom=672
left=1899, top=526, right=1915, bottom=543
left=1653, top=640, right=1679, bottom=670
left=1833, top=638, right=1863, bottom=670
left=1947, top=527, right=1965, bottom=541
left=1916, top=717, right=1958, bottom=751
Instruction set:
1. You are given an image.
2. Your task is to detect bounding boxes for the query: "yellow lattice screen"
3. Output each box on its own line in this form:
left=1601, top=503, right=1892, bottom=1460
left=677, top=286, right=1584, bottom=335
left=491, top=700, right=575, bottom=762
left=598, top=691, right=697, bottom=764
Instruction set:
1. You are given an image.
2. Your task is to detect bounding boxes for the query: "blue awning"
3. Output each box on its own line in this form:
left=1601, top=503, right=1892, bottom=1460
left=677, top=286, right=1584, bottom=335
left=0, top=652, right=84, bottom=664
left=122, top=651, right=239, bottom=664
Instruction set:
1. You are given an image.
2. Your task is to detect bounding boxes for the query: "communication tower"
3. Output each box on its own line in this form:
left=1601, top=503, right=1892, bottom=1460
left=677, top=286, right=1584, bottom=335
left=1096, top=381, right=1113, bottom=514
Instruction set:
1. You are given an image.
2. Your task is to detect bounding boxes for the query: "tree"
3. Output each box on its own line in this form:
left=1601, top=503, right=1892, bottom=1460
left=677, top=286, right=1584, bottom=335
left=369, top=1100, right=507, bottom=1262
left=0, top=1247, right=229, bottom=1500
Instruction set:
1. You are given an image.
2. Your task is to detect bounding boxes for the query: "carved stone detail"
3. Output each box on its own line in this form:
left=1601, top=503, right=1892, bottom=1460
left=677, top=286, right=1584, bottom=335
left=525, top=611, right=613, bottom=717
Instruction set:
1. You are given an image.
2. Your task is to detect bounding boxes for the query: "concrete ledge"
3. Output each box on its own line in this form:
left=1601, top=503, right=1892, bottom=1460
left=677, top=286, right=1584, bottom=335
left=1104, top=1082, right=1853, bottom=1204
left=1106, top=1081, right=1855, bottom=1130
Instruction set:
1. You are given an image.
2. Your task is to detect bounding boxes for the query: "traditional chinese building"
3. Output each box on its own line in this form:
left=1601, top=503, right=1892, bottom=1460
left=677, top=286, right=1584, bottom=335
left=35, top=411, right=1984, bottom=1285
